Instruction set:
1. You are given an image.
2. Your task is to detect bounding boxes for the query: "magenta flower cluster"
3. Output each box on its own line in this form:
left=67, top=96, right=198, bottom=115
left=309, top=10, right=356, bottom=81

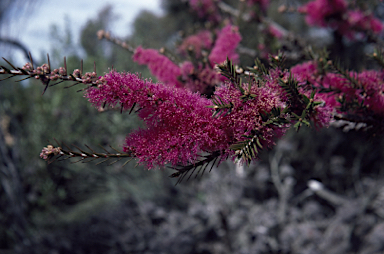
left=133, top=46, right=182, bottom=87
left=86, top=71, right=232, bottom=168
left=268, top=24, right=284, bottom=39
left=189, top=0, right=221, bottom=23
left=85, top=56, right=352, bottom=169
left=34, top=0, right=384, bottom=171
left=214, top=81, right=286, bottom=149
left=299, top=0, right=347, bottom=27
left=262, top=68, right=333, bottom=130
left=132, top=25, right=241, bottom=94
left=180, top=61, right=225, bottom=94
left=299, top=0, right=383, bottom=39
left=85, top=69, right=294, bottom=168
left=345, top=10, right=384, bottom=37
left=208, top=25, right=242, bottom=65
left=177, top=30, right=213, bottom=58
left=291, top=61, right=384, bottom=117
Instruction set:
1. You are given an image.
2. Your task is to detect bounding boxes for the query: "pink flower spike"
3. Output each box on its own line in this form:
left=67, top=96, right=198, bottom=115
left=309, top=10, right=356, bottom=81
left=298, top=0, right=347, bottom=27
left=214, top=81, right=287, bottom=153
left=358, top=70, right=384, bottom=115
left=178, top=30, right=213, bottom=57
left=347, top=10, right=384, bottom=35
left=86, top=70, right=229, bottom=168
left=208, top=25, right=242, bottom=66
left=133, top=46, right=182, bottom=87
left=268, top=24, right=285, bottom=39
left=189, top=0, right=221, bottom=23
left=180, top=61, right=226, bottom=94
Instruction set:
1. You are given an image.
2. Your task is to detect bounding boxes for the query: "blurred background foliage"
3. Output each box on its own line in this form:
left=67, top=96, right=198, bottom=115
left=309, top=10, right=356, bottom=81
left=1, top=0, right=384, bottom=253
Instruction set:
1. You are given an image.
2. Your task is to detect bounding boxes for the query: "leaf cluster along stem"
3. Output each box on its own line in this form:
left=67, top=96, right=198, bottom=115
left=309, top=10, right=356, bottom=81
left=44, top=141, right=134, bottom=166
left=1, top=54, right=101, bottom=94
left=217, top=57, right=241, bottom=87
left=249, top=58, right=269, bottom=77
left=332, top=61, right=360, bottom=89
left=169, top=151, right=223, bottom=184
left=372, top=48, right=384, bottom=68
left=231, top=133, right=265, bottom=165
left=209, top=95, right=234, bottom=117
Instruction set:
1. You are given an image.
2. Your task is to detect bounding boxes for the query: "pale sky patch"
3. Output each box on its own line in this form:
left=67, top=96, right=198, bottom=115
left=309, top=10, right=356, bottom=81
left=3, top=0, right=161, bottom=64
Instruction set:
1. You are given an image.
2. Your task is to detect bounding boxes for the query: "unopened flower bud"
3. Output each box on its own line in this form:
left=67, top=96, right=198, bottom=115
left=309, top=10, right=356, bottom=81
left=97, top=30, right=104, bottom=39
left=59, top=67, right=66, bottom=75
left=278, top=5, right=287, bottom=13
left=40, top=145, right=61, bottom=160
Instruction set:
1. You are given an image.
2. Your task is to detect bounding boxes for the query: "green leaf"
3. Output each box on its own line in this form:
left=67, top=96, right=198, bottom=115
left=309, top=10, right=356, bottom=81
left=294, top=121, right=301, bottom=131
left=256, top=138, right=263, bottom=149
left=251, top=58, right=269, bottom=76
left=302, top=119, right=310, bottom=126
left=217, top=57, right=240, bottom=86
left=169, top=151, right=222, bottom=184
left=291, top=112, right=300, bottom=119
left=301, top=109, right=307, bottom=119
left=310, top=90, right=316, bottom=99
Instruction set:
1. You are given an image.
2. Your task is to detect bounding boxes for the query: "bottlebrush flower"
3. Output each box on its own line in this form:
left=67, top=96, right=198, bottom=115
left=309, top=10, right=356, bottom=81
left=133, top=46, right=182, bottom=87
left=214, top=81, right=286, bottom=151
left=299, top=0, right=383, bottom=39
left=180, top=61, right=226, bottom=94
left=268, top=63, right=333, bottom=128
left=189, top=0, right=221, bottom=23
left=298, top=0, right=347, bottom=27
left=86, top=70, right=230, bottom=168
left=343, top=10, right=384, bottom=37
left=208, top=25, right=242, bottom=65
left=290, top=61, right=319, bottom=84
left=320, top=70, right=384, bottom=116
left=85, top=70, right=295, bottom=168
left=290, top=61, right=384, bottom=122
left=290, top=61, right=337, bottom=108
left=268, top=24, right=284, bottom=39
left=178, top=30, right=213, bottom=57
left=357, top=70, right=384, bottom=115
